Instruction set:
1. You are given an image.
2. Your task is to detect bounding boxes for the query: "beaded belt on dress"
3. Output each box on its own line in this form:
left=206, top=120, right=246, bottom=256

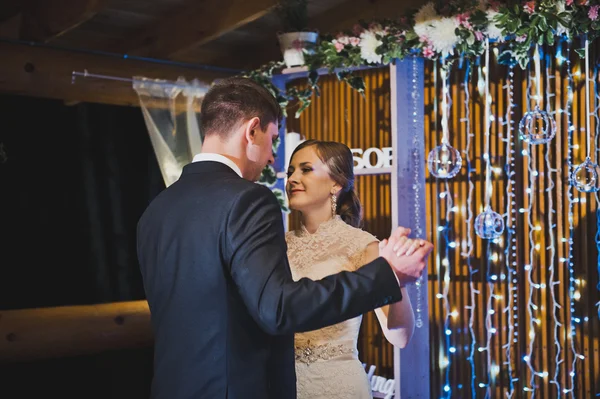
left=294, top=339, right=355, bottom=365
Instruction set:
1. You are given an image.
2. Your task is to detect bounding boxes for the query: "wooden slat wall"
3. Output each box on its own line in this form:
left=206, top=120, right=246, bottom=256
left=286, top=44, right=600, bottom=397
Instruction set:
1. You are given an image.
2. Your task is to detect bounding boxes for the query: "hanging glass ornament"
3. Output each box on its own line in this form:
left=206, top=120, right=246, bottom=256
left=518, top=105, right=556, bottom=145
left=570, top=39, right=600, bottom=194
left=474, top=205, right=505, bottom=239
left=571, top=157, right=600, bottom=193
left=427, top=142, right=462, bottom=179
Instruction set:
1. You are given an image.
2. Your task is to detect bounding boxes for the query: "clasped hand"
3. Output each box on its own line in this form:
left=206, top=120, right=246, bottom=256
left=379, top=227, right=433, bottom=287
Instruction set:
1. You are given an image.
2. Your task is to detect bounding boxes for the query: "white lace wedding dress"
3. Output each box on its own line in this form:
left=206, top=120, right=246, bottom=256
left=286, top=216, right=378, bottom=399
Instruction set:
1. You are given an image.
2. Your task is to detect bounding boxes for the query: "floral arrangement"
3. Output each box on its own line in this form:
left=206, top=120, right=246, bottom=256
left=313, top=0, right=600, bottom=70
left=243, top=0, right=600, bottom=120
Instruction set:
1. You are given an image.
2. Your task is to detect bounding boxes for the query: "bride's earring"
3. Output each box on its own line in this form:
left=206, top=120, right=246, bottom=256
left=331, top=193, right=337, bottom=217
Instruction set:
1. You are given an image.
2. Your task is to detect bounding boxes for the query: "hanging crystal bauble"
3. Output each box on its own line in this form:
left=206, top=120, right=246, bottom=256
left=427, top=143, right=462, bottom=179
left=474, top=206, right=505, bottom=239
left=571, top=157, right=600, bottom=193
left=519, top=105, right=556, bottom=145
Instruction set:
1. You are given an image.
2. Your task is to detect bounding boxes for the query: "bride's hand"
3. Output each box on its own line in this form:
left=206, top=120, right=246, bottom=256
left=393, top=237, right=425, bottom=257
left=379, top=226, right=411, bottom=252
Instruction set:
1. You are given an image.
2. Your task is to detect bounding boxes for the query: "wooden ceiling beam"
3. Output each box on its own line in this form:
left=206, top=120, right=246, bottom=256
left=0, top=0, right=22, bottom=23
left=19, top=0, right=109, bottom=43
left=0, top=41, right=233, bottom=107
left=115, top=0, right=278, bottom=59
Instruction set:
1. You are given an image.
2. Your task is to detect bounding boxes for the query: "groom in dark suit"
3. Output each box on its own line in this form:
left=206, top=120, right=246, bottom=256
left=137, top=77, right=432, bottom=399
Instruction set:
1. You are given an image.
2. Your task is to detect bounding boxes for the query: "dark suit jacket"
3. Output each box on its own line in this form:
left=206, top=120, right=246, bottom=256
left=137, top=161, right=402, bottom=399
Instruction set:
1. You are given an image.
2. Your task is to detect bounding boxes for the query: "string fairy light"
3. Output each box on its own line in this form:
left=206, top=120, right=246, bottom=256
left=594, top=42, right=600, bottom=326
left=523, top=44, right=542, bottom=396
left=563, top=38, right=577, bottom=396
left=501, top=64, right=518, bottom=399
left=543, top=42, right=563, bottom=396
left=562, top=37, right=584, bottom=397
left=479, top=39, right=499, bottom=397
left=433, top=58, right=457, bottom=398
left=410, top=55, right=425, bottom=329
left=440, top=179, right=454, bottom=399
left=459, top=58, right=478, bottom=399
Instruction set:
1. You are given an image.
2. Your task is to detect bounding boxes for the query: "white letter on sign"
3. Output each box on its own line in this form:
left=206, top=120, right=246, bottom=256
left=352, top=148, right=365, bottom=169
left=351, top=147, right=393, bottom=169
left=362, top=148, right=384, bottom=168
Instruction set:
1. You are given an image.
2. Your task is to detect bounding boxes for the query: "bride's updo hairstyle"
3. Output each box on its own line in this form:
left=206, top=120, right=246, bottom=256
left=290, top=140, right=363, bottom=228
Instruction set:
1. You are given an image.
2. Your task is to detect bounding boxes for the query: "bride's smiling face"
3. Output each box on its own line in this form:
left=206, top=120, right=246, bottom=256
left=286, top=146, right=340, bottom=213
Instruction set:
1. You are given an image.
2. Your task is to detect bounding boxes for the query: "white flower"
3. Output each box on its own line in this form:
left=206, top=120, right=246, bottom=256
left=359, top=30, right=383, bottom=64
left=412, top=1, right=458, bottom=55
left=414, top=2, right=438, bottom=38
left=486, top=10, right=505, bottom=41
left=428, top=17, right=459, bottom=56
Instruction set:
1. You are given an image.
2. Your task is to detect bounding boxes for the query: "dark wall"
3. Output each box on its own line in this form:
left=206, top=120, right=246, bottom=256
left=0, top=94, right=164, bottom=398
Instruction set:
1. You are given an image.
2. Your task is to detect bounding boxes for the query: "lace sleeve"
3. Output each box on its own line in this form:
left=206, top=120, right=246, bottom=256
left=350, top=229, right=379, bottom=271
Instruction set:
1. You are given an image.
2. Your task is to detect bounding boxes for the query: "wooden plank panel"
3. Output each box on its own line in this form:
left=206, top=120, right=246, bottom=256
left=20, top=0, right=109, bottom=42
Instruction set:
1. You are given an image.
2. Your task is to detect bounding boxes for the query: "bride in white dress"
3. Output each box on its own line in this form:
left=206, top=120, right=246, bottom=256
left=285, top=140, right=422, bottom=399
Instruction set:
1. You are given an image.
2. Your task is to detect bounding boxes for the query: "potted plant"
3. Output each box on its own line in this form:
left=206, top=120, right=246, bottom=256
left=276, top=0, right=318, bottom=68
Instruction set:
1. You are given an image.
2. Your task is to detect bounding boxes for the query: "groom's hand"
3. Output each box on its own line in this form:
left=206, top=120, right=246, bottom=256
left=379, top=235, right=432, bottom=287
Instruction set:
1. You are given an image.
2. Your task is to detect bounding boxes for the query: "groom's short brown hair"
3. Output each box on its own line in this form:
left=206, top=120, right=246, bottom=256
left=200, top=77, right=282, bottom=139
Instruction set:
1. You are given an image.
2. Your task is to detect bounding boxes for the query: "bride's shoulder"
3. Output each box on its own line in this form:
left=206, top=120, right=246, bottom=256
left=342, top=224, right=379, bottom=246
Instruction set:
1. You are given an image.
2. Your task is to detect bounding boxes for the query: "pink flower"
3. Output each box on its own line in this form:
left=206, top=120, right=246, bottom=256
left=456, top=13, right=473, bottom=30
left=336, top=35, right=350, bottom=45
left=589, top=5, right=599, bottom=20
left=566, top=0, right=574, bottom=5
left=349, top=37, right=361, bottom=46
left=333, top=41, right=345, bottom=52
left=524, top=1, right=536, bottom=14
left=422, top=45, right=435, bottom=58
left=475, top=31, right=484, bottom=41
left=488, top=0, right=502, bottom=11
left=515, top=34, right=527, bottom=42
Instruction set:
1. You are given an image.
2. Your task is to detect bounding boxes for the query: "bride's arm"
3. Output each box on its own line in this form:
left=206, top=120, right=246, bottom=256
left=365, top=242, right=415, bottom=348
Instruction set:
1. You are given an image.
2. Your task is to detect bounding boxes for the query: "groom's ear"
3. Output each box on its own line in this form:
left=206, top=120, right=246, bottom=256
left=244, top=117, right=261, bottom=144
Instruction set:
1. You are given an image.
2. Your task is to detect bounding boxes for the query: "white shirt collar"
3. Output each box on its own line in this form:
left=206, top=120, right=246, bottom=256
left=192, top=153, right=243, bottom=178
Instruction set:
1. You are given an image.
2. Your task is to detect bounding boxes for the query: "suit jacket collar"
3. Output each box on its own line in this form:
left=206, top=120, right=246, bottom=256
left=192, top=153, right=243, bottom=177
left=181, top=160, right=243, bottom=178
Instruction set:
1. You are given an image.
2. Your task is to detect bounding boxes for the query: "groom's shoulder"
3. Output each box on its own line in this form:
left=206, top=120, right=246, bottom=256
left=232, top=180, right=279, bottom=205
